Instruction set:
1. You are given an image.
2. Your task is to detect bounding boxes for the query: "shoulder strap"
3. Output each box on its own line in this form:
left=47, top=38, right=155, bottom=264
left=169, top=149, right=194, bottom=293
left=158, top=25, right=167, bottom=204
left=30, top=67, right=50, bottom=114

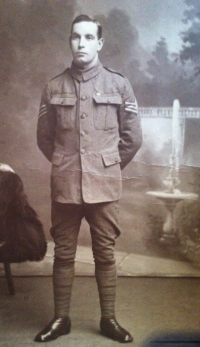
left=49, top=68, right=69, bottom=82
left=103, top=66, right=124, bottom=78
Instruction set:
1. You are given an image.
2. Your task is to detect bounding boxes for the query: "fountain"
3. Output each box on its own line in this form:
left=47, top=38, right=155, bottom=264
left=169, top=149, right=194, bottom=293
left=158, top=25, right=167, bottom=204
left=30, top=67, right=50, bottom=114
left=146, top=100, right=198, bottom=245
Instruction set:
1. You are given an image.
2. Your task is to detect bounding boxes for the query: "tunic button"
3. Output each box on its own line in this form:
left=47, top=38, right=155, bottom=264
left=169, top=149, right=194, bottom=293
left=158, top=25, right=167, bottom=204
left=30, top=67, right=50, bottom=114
left=80, top=131, right=85, bottom=136
left=81, top=113, right=86, bottom=119
left=115, top=158, right=118, bottom=163
left=61, top=100, right=64, bottom=105
left=81, top=96, right=86, bottom=101
left=81, top=149, right=85, bottom=154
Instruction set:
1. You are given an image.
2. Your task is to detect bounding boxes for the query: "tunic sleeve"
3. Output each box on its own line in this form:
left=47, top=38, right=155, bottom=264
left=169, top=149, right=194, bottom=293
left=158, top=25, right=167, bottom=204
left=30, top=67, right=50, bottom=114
left=118, top=78, right=142, bottom=170
left=37, top=83, right=56, bottom=162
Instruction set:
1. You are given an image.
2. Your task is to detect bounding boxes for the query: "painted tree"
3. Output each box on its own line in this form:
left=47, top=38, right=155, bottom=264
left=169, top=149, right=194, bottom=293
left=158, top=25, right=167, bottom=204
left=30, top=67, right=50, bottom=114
left=180, top=0, right=200, bottom=76
left=144, top=38, right=177, bottom=106
left=96, top=9, right=141, bottom=72
left=96, top=9, right=149, bottom=106
left=147, top=37, right=173, bottom=83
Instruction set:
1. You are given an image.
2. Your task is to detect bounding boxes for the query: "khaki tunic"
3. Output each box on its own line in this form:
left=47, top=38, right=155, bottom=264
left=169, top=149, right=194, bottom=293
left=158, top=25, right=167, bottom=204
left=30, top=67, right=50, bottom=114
left=37, top=61, right=142, bottom=204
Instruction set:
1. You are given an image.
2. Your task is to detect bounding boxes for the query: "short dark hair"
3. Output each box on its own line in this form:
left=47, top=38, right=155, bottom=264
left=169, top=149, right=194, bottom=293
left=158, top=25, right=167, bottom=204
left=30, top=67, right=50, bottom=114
left=71, top=15, right=102, bottom=39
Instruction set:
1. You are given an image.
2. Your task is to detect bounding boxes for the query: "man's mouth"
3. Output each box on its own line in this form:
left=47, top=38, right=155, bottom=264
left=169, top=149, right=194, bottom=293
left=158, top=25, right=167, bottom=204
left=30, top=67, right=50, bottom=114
left=76, top=52, right=87, bottom=55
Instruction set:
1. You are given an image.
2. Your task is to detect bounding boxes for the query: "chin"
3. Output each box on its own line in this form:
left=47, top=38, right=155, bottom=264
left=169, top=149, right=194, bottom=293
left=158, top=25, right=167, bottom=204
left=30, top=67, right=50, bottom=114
left=74, top=58, right=88, bottom=67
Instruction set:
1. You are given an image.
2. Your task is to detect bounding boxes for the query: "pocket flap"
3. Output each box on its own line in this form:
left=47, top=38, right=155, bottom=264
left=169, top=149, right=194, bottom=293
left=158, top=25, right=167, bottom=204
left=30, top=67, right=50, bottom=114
left=51, top=96, right=77, bottom=106
left=93, top=94, right=122, bottom=105
left=102, top=151, right=121, bottom=167
left=52, top=151, right=64, bottom=165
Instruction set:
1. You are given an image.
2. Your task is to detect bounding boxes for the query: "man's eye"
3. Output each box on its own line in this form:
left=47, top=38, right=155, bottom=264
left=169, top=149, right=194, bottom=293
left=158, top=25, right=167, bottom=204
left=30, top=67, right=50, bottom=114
left=71, top=35, right=79, bottom=40
left=86, top=36, right=94, bottom=40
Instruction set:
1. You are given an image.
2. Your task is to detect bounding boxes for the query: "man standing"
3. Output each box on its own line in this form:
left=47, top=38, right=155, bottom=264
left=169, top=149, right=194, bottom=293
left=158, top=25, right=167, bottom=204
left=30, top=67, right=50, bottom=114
left=35, top=15, right=142, bottom=343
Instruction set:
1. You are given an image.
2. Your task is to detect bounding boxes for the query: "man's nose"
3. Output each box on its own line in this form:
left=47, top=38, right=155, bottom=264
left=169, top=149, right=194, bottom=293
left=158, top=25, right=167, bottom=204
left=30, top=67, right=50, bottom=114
left=78, top=37, right=85, bottom=48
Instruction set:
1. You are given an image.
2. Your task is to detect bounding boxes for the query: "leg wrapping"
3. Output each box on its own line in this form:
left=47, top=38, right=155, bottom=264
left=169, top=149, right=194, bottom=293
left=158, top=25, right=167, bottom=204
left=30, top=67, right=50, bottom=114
left=53, top=264, right=75, bottom=318
left=95, top=263, right=117, bottom=318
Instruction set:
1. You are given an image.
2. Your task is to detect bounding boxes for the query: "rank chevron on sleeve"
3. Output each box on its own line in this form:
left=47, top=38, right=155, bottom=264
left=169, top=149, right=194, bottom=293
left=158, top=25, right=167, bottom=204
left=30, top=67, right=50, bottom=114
left=125, top=101, right=138, bottom=114
left=39, top=104, right=48, bottom=118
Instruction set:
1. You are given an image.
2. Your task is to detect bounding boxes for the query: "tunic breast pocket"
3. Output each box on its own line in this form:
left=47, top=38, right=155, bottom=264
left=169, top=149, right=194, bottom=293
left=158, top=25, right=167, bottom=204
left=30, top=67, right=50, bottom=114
left=93, top=93, right=122, bottom=130
left=51, top=96, right=77, bottom=130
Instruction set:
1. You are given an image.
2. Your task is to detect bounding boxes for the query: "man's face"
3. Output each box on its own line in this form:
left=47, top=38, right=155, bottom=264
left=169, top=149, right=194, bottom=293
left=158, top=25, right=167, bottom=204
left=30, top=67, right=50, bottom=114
left=70, top=21, right=104, bottom=68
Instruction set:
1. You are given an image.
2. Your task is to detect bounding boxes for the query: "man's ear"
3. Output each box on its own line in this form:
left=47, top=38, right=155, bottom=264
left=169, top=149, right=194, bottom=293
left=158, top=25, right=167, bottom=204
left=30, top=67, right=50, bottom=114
left=97, top=37, right=104, bottom=52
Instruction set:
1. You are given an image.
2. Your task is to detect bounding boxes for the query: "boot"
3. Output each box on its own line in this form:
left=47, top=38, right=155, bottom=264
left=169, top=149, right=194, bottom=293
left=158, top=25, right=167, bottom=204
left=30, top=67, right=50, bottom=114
left=100, top=317, right=133, bottom=343
left=34, top=316, right=71, bottom=342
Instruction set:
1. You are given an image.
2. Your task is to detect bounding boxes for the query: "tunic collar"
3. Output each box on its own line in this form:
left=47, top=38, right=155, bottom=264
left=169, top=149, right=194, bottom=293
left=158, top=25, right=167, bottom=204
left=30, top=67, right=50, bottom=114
left=68, top=60, right=103, bottom=82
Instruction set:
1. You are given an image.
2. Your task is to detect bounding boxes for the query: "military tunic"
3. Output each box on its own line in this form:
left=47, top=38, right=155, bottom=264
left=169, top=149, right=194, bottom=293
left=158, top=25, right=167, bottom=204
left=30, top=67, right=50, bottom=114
left=37, top=60, right=142, bottom=204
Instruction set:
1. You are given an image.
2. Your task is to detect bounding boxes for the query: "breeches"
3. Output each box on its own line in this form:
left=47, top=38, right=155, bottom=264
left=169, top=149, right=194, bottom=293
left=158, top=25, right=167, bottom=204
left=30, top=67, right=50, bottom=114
left=50, top=201, right=121, bottom=266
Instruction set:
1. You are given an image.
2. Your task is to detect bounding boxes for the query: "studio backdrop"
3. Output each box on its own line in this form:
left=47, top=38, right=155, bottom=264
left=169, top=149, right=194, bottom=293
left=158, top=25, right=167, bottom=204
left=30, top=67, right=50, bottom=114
left=1, top=0, right=200, bottom=276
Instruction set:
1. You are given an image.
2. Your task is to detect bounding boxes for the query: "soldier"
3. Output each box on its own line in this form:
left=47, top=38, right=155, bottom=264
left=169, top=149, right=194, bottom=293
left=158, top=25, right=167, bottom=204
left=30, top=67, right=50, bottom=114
left=35, top=14, right=142, bottom=343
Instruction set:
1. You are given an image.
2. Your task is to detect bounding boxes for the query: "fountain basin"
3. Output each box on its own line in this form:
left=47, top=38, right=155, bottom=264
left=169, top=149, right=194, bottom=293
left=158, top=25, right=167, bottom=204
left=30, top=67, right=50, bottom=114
left=147, top=191, right=198, bottom=201
left=146, top=191, right=198, bottom=245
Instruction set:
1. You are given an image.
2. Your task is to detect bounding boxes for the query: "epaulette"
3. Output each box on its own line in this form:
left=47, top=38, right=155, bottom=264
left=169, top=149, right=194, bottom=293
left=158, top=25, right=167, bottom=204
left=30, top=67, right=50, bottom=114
left=103, top=66, right=124, bottom=78
left=49, top=68, right=69, bottom=82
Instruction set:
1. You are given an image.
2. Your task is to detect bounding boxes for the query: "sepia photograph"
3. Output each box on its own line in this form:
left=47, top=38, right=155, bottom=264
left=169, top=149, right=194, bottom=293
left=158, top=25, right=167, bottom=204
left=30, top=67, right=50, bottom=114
left=0, top=1, right=200, bottom=346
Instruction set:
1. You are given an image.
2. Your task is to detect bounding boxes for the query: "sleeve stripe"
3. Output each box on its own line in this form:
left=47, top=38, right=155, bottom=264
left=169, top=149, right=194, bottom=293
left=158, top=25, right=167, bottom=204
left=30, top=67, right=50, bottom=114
left=39, top=110, right=47, bottom=118
left=38, top=105, right=48, bottom=118
left=125, top=100, right=138, bottom=114
left=39, top=104, right=47, bottom=111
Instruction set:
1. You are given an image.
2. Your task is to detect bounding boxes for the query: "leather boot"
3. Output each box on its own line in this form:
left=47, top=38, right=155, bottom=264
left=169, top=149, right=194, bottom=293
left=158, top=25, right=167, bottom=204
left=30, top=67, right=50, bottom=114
left=100, top=317, right=133, bottom=343
left=34, top=316, right=71, bottom=342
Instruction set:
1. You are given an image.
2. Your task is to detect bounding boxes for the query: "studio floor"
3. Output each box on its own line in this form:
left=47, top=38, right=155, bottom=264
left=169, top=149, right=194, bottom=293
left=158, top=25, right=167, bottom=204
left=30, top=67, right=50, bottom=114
left=1, top=277, right=200, bottom=347
left=1, top=244, right=200, bottom=347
